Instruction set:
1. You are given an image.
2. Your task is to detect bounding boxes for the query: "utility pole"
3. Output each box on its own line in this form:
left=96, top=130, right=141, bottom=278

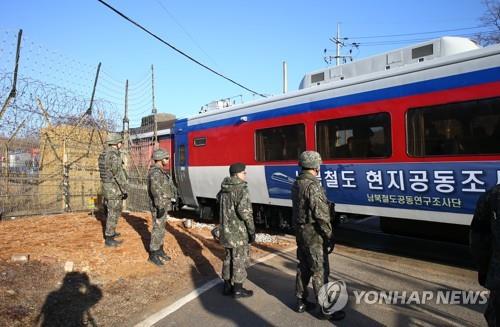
left=324, top=22, right=359, bottom=66
left=282, top=61, right=288, bottom=94
left=151, top=65, right=158, bottom=147
left=122, top=79, right=129, bottom=211
left=123, top=79, right=129, bottom=151
left=151, top=64, right=157, bottom=115
left=336, top=23, right=341, bottom=66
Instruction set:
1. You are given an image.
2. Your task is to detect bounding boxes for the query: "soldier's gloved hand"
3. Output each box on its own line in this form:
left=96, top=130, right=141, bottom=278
left=248, top=232, right=256, bottom=244
left=122, top=193, right=128, bottom=200
left=157, top=207, right=165, bottom=218
left=327, top=238, right=336, bottom=254
left=171, top=198, right=178, bottom=211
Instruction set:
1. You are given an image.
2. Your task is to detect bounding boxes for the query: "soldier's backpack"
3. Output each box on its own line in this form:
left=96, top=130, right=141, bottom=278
left=98, top=150, right=111, bottom=183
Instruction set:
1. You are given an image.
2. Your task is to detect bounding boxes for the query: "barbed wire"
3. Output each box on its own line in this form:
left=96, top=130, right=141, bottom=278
left=0, top=30, right=166, bottom=217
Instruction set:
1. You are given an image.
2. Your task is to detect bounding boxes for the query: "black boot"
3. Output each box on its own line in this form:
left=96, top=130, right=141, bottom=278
left=105, top=236, right=122, bottom=247
left=111, top=232, right=121, bottom=238
left=148, top=251, right=164, bottom=266
left=222, top=280, right=232, bottom=296
left=329, top=310, right=346, bottom=321
left=296, top=298, right=306, bottom=313
left=232, top=283, right=253, bottom=298
left=297, top=297, right=316, bottom=313
left=158, top=246, right=171, bottom=262
left=318, top=309, right=346, bottom=321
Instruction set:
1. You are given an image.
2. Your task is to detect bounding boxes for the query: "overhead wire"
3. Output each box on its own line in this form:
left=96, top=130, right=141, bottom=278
left=355, top=31, right=497, bottom=46
left=347, top=26, right=490, bottom=39
left=97, top=0, right=267, bottom=98
left=153, top=0, right=221, bottom=71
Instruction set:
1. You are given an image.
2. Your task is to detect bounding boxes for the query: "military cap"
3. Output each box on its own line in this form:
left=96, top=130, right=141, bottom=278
left=229, top=162, right=246, bottom=175
left=152, top=148, right=170, bottom=161
left=299, top=151, right=322, bottom=169
left=106, top=133, right=123, bottom=145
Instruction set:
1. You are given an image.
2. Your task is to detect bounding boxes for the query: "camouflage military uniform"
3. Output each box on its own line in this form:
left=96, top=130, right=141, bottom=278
left=100, top=147, right=128, bottom=238
left=147, top=165, right=177, bottom=252
left=218, top=176, right=255, bottom=285
left=470, top=185, right=500, bottom=327
left=292, top=171, right=333, bottom=301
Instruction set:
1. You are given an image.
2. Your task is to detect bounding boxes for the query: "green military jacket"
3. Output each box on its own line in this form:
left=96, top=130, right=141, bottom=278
left=147, top=165, right=177, bottom=211
left=102, top=147, right=128, bottom=200
left=291, top=171, right=332, bottom=241
left=470, top=184, right=500, bottom=290
left=217, top=176, right=255, bottom=248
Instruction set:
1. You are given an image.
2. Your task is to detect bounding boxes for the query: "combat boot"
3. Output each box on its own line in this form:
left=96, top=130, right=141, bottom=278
left=232, top=283, right=253, bottom=298
left=296, top=298, right=315, bottom=313
left=158, top=246, right=171, bottom=262
left=148, top=251, right=164, bottom=266
left=318, top=309, right=346, bottom=321
left=104, top=236, right=122, bottom=247
left=222, top=280, right=232, bottom=296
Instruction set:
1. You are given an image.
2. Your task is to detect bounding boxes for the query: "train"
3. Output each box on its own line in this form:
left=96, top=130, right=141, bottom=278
left=140, top=37, right=500, bottom=238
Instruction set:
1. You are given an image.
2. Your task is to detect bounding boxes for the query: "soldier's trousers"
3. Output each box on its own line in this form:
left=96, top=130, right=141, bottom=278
left=295, top=226, right=329, bottom=300
left=105, top=198, right=123, bottom=237
left=150, top=209, right=168, bottom=252
left=222, top=245, right=248, bottom=284
left=485, top=289, right=499, bottom=327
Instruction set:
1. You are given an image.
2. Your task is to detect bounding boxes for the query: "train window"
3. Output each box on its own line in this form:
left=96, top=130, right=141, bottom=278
left=407, top=97, right=500, bottom=156
left=179, top=145, right=186, bottom=165
left=193, top=137, right=207, bottom=147
left=316, top=113, right=391, bottom=159
left=255, top=124, right=305, bottom=161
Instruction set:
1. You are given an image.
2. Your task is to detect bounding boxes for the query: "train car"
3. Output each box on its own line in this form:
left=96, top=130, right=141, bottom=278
left=129, top=129, right=173, bottom=172
left=128, top=114, right=176, bottom=173
left=172, top=37, right=500, bottom=236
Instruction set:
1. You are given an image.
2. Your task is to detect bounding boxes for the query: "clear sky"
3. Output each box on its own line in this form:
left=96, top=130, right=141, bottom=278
left=0, top=0, right=493, bottom=128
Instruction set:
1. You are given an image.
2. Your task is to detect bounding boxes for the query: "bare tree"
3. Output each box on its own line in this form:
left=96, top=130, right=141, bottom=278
left=476, top=0, right=500, bottom=45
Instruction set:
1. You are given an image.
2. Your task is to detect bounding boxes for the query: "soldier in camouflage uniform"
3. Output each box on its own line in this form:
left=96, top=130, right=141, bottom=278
left=470, top=185, right=500, bottom=327
left=98, top=133, right=128, bottom=247
left=147, top=149, right=177, bottom=266
left=217, top=162, right=255, bottom=298
left=292, top=151, right=344, bottom=321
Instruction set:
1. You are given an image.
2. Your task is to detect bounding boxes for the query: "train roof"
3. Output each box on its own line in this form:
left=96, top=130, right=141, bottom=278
left=185, top=37, right=499, bottom=126
left=299, top=37, right=480, bottom=89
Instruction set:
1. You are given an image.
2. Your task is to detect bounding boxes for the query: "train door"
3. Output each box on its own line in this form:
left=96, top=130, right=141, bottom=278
left=173, top=120, right=198, bottom=208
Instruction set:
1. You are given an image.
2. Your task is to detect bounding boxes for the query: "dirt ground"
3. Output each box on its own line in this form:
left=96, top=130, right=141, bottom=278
left=0, top=210, right=291, bottom=326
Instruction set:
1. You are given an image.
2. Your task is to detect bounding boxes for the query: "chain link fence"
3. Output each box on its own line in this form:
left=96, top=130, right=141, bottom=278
left=0, top=29, right=172, bottom=219
left=0, top=30, right=120, bottom=218
left=127, top=124, right=154, bottom=212
left=126, top=114, right=175, bottom=213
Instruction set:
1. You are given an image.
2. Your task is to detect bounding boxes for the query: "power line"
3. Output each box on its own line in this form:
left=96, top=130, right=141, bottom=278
left=348, top=26, right=488, bottom=39
left=97, top=0, right=266, bottom=98
left=357, top=31, right=497, bottom=46
left=153, top=0, right=221, bottom=70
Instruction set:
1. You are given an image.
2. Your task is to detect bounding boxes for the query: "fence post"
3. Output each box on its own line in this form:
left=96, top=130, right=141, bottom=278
left=4, top=144, right=9, bottom=195
left=0, top=29, right=22, bottom=121
left=1, top=144, right=7, bottom=177
left=4, top=118, right=27, bottom=197
left=62, top=137, right=69, bottom=212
